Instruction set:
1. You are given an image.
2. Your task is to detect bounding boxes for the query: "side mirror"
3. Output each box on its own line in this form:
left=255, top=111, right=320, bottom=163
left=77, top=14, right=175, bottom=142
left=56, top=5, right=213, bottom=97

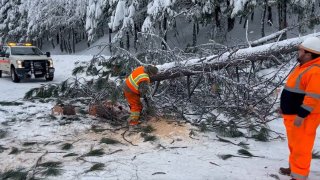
left=5, top=54, right=10, bottom=58
left=0, top=52, right=5, bottom=57
left=46, top=52, right=51, bottom=57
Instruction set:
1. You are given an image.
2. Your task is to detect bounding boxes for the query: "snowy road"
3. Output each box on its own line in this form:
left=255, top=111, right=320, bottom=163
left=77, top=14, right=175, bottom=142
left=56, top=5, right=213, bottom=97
left=0, top=55, right=92, bottom=101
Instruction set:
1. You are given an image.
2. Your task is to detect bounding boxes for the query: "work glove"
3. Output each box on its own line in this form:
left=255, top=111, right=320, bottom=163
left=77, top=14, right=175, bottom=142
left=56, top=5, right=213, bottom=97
left=294, top=116, right=304, bottom=127
left=138, top=82, right=150, bottom=97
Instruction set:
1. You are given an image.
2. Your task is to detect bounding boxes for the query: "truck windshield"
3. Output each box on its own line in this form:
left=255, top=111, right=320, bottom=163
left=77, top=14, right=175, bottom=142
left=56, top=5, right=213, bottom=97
left=11, top=47, right=44, bottom=55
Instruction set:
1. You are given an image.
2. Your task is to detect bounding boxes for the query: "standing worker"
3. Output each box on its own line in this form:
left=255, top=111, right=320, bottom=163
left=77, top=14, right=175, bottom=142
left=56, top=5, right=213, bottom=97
left=123, top=65, right=158, bottom=126
left=280, top=36, right=320, bottom=180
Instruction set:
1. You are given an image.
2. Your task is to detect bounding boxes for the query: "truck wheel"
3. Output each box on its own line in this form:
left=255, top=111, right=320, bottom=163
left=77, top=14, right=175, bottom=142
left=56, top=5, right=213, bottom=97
left=11, top=67, right=20, bottom=83
left=46, top=76, right=54, bottom=81
left=0, top=70, right=2, bottom=78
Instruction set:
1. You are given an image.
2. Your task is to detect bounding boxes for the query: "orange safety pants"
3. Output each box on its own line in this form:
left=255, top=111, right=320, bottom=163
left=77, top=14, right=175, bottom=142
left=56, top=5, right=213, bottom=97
left=124, top=90, right=142, bottom=121
left=282, top=114, right=320, bottom=179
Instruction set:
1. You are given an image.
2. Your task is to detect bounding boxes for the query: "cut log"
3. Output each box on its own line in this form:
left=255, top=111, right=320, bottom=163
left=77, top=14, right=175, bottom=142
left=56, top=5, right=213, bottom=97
left=88, top=100, right=129, bottom=120
left=52, top=104, right=76, bottom=116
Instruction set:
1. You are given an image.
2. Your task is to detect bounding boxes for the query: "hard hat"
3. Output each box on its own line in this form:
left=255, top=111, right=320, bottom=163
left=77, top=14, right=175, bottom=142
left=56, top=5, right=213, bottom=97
left=144, top=65, right=158, bottom=75
left=300, top=36, right=320, bottom=55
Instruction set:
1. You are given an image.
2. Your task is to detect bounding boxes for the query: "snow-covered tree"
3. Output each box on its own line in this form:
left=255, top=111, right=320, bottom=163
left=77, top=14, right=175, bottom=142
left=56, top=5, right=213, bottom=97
left=142, top=0, right=177, bottom=41
left=0, top=0, right=24, bottom=42
left=86, top=0, right=109, bottom=43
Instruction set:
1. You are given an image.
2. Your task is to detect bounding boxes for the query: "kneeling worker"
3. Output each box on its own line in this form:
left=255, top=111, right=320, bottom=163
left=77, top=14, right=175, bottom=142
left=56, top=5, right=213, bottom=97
left=123, top=65, right=158, bottom=125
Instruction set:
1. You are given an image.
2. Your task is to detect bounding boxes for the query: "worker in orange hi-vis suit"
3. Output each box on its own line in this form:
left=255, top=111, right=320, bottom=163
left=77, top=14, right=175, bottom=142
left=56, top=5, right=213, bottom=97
left=279, top=36, right=320, bottom=180
left=123, top=65, right=158, bottom=126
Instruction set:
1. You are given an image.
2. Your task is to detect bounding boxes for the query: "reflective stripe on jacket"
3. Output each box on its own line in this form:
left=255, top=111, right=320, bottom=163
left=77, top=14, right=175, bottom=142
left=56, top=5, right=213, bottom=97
left=280, top=57, right=320, bottom=118
left=125, top=66, right=150, bottom=94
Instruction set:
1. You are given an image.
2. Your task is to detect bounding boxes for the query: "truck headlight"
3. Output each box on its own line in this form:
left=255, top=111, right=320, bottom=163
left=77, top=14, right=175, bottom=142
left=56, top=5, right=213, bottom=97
left=48, top=59, right=54, bottom=68
left=17, top=60, right=23, bottom=68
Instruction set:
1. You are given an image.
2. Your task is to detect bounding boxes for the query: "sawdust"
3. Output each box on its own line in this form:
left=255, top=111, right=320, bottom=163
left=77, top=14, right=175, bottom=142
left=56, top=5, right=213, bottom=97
left=67, top=117, right=193, bottom=147
left=146, top=117, right=191, bottom=141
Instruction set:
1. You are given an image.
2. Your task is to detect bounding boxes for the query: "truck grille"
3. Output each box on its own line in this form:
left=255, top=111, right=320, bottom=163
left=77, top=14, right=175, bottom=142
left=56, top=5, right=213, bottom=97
left=23, top=60, right=48, bottom=70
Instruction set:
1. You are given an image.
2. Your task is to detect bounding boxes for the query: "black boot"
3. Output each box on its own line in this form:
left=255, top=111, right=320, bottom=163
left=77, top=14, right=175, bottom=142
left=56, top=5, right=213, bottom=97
left=279, top=167, right=291, bottom=176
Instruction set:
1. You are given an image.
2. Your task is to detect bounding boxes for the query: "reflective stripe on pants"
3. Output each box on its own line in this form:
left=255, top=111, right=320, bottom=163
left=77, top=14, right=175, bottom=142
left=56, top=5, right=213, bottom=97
left=283, top=114, right=320, bottom=179
left=124, top=90, right=142, bottom=120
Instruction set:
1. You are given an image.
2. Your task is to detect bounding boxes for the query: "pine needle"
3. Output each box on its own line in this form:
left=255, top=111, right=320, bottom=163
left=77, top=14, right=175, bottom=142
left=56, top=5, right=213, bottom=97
left=252, top=127, right=269, bottom=142
left=49, top=114, right=57, bottom=120
left=312, top=151, right=320, bottom=159
left=85, top=149, right=105, bottom=157
left=0, top=168, right=28, bottom=180
left=237, top=149, right=253, bottom=157
left=61, top=143, right=73, bottom=150
left=144, top=135, right=157, bottom=142
left=0, top=145, right=8, bottom=153
left=141, top=133, right=157, bottom=142
left=60, top=80, right=69, bottom=93
left=229, top=128, right=244, bottom=138
left=41, top=167, right=63, bottom=176
left=216, top=135, right=236, bottom=144
left=100, top=138, right=119, bottom=145
left=238, top=142, right=249, bottom=149
left=141, top=125, right=155, bottom=133
left=269, top=174, right=280, bottom=180
left=199, top=122, right=208, bottom=132
left=24, top=88, right=39, bottom=99
left=91, top=125, right=106, bottom=133
left=0, top=130, right=7, bottom=139
left=38, top=161, right=62, bottom=168
left=0, top=101, right=23, bottom=106
left=94, top=78, right=108, bottom=91
left=63, top=153, right=78, bottom=158
left=9, top=147, right=19, bottom=155
left=85, top=163, right=105, bottom=173
left=22, top=142, right=37, bottom=146
left=72, top=66, right=86, bottom=76
left=218, top=154, right=234, bottom=160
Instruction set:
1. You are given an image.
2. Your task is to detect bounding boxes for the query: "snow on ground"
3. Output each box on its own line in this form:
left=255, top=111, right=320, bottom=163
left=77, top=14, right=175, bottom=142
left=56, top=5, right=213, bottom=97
left=0, top=55, right=319, bottom=180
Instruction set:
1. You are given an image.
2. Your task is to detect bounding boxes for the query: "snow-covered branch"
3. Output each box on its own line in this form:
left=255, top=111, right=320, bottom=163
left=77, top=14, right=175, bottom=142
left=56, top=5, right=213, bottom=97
left=151, top=33, right=320, bottom=82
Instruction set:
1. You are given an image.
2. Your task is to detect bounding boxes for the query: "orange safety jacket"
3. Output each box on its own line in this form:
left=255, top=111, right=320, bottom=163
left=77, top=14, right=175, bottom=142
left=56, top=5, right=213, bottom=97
left=125, top=66, right=150, bottom=94
left=280, top=57, right=320, bottom=118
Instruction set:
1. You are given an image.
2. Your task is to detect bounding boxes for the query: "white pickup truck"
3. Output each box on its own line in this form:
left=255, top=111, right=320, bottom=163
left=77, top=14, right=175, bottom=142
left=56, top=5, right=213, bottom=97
left=0, top=43, right=55, bottom=82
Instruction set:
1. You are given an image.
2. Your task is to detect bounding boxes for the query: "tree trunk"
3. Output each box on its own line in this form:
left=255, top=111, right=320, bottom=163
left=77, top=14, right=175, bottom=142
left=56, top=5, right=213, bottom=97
left=72, top=28, right=76, bottom=53
left=228, top=17, right=235, bottom=32
left=68, top=29, right=71, bottom=53
left=126, top=31, right=130, bottom=50
left=109, top=28, right=112, bottom=54
left=261, top=0, right=267, bottom=37
left=151, top=33, right=320, bottom=82
left=267, top=5, right=273, bottom=26
left=278, top=0, right=287, bottom=39
left=251, top=12, right=254, bottom=21
left=160, top=15, right=167, bottom=50
left=59, top=30, right=63, bottom=52
left=192, top=21, right=197, bottom=47
left=163, top=15, right=167, bottom=42
left=243, top=17, right=248, bottom=29
left=134, top=24, right=138, bottom=52
left=215, top=5, right=221, bottom=27
left=51, top=38, right=55, bottom=49
left=119, top=39, right=124, bottom=48
left=64, top=38, right=68, bottom=53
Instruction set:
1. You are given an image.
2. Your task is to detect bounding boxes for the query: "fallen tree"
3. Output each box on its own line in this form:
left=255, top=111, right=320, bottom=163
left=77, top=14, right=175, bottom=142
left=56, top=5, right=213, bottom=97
left=24, top=32, right=320, bottom=140
left=151, top=32, right=320, bottom=82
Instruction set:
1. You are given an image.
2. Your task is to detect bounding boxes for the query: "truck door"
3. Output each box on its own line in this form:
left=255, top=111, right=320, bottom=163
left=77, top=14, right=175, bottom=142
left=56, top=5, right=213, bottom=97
left=0, top=47, right=9, bottom=71
left=2, top=47, right=10, bottom=71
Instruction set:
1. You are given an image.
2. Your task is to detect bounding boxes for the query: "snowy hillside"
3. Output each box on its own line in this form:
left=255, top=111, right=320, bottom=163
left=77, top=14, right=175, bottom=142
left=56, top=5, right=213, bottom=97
left=0, top=55, right=319, bottom=180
